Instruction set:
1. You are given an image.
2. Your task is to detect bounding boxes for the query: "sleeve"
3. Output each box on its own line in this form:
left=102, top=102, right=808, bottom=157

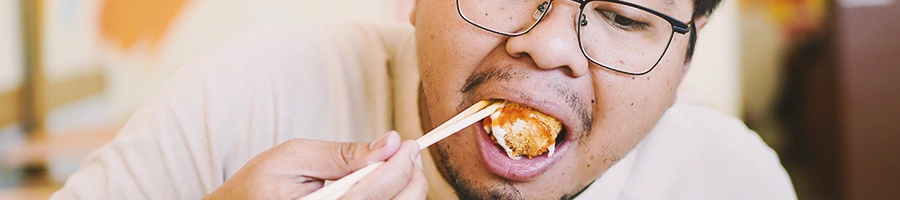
left=49, top=22, right=397, bottom=199
left=48, top=55, right=225, bottom=199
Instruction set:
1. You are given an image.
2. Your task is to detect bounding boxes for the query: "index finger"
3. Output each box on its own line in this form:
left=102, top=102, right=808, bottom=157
left=280, top=131, right=402, bottom=180
left=339, top=141, right=421, bottom=200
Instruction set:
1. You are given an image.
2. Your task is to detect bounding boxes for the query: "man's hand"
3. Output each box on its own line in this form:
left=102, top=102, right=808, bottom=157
left=205, top=131, right=427, bottom=199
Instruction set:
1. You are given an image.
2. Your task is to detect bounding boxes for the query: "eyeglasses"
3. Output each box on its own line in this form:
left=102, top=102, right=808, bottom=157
left=457, top=0, right=692, bottom=75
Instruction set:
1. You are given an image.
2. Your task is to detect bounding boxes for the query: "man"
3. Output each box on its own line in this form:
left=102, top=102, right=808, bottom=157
left=52, top=0, right=796, bottom=199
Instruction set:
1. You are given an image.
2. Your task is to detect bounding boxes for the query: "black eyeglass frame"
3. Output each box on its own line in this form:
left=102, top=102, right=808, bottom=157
left=456, top=0, right=694, bottom=75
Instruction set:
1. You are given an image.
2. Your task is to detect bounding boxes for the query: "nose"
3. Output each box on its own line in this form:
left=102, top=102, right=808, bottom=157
left=505, top=1, right=589, bottom=77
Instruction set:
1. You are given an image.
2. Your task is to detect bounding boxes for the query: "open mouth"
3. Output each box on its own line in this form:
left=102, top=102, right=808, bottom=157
left=474, top=99, right=573, bottom=181
left=481, top=100, right=566, bottom=160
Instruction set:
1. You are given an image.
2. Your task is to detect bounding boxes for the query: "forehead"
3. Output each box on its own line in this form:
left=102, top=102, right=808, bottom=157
left=619, top=0, right=692, bottom=19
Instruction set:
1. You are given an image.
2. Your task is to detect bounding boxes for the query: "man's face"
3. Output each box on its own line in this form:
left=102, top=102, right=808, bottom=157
left=414, top=0, right=695, bottom=198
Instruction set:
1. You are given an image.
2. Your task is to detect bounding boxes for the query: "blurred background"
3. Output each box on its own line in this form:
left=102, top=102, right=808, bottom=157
left=0, top=0, right=897, bottom=199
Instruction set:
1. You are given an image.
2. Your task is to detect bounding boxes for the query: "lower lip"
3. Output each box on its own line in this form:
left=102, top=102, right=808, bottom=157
left=475, top=120, right=570, bottom=181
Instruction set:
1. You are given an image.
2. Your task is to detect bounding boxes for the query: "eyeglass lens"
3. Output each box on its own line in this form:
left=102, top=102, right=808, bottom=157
left=458, top=0, right=676, bottom=74
left=458, top=0, right=548, bottom=35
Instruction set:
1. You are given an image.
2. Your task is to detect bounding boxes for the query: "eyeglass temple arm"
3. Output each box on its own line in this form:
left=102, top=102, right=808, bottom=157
left=672, top=20, right=692, bottom=34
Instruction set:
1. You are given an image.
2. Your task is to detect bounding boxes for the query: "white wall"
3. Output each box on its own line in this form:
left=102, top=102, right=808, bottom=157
left=42, top=0, right=103, bottom=81
left=0, top=0, right=22, bottom=93
left=677, top=0, right=742, bottom=116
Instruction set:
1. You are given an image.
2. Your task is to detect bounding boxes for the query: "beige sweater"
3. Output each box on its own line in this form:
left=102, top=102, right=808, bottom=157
left=51, top=22, right=796, bottom=200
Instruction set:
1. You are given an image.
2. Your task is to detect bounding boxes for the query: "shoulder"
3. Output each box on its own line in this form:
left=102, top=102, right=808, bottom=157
left=182, top=22, right=406, bottom=81
left=615, top=103, right=797, bottom=200
left=172, top=21, right=410, bottom=140
left=664, top=103, right=779, bottom=166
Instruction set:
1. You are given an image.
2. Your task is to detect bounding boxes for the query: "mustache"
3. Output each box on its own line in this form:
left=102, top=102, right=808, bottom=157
left=461, top=66, right=515, bottom=93
left=460, top=67, right=594, bottom=133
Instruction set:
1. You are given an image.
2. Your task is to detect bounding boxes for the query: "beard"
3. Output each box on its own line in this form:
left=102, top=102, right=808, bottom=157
left=435, top=143, right=525, bottom=200
left=433, top=143, right=594, bottom=200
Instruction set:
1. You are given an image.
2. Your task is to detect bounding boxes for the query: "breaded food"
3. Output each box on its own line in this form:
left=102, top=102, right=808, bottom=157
left=482, top=101, right=562, bottom=159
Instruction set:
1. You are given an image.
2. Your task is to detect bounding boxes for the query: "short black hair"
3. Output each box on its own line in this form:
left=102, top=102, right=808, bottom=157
left=685, top=0, right=723, bottom=62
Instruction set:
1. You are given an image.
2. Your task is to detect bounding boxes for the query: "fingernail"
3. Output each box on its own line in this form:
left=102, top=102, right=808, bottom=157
left=409, top=143, right=422, bottom=170
left=369, top=131, right=394, bottom=150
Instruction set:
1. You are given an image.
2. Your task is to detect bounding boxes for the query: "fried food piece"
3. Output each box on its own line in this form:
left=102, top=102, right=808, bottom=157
left=483, top=101, right=562, bottom=159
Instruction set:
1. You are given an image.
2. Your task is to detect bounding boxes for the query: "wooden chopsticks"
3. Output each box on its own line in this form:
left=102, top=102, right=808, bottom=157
left=415, top=99, right=499, bottom=150
left=300, top=100, right=502, bottom=200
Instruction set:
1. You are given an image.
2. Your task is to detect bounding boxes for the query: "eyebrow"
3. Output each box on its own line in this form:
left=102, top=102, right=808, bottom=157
left=663, top=0, right=676, bottom=12
left=663, top=0, right=675, bottom=7
left=648, top=0, right=682, bottom=17
left=626, top=0, right=677, bottom=13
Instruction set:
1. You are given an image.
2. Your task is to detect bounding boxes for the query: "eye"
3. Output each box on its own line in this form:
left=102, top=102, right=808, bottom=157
left=600, top=10, right=648, bottom=30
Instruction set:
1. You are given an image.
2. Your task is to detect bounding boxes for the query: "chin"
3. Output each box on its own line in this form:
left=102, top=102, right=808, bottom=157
left=432, top=129, right=593, bottom=200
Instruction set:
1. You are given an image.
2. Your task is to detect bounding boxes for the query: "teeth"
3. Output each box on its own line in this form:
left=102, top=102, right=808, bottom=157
left=548, top=143, right=555, bottom=157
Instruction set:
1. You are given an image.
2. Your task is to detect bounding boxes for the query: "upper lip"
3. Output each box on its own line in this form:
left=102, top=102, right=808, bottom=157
left=462, top=85, right=581, bottom=140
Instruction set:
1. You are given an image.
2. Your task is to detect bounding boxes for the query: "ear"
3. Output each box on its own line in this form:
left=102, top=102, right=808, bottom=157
left=693, top=14, right=710, bottom=31
left=681, top=14, right=711, bottom=73
left=673, top=15, right=710, bottom=108
left=409, top=0, right=419, bottom=26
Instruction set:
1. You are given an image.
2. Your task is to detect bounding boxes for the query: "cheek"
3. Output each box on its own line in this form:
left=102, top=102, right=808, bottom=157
left=584, top=39, right=687, bottom=160
left=415, top=0, right=507, bottom=123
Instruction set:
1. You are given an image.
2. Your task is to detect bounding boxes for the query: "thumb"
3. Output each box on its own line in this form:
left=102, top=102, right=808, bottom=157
left=286, top=131, right=401, bottom=180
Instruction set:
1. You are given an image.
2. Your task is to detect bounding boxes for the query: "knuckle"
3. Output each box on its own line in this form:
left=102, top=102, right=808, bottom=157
left=282, top=138, right=307, bottom=151
left=416, top=182, right=429, bottom=197
left=344, top=189, right=388, bottom=200
left=419, top=176, right=429, bottom=189
left=418, top=185, right=429, bottom=199
left=415, top=170, right=429, bottom=193
left=363, top=192, right=386, bottom=200
left=269, top=138, right=305, bottom=157
left=399, top=164, right=414, bottom=182
left=286, top=138, right=306, bottom=145
left=336, top=143, right=359, bottom=169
